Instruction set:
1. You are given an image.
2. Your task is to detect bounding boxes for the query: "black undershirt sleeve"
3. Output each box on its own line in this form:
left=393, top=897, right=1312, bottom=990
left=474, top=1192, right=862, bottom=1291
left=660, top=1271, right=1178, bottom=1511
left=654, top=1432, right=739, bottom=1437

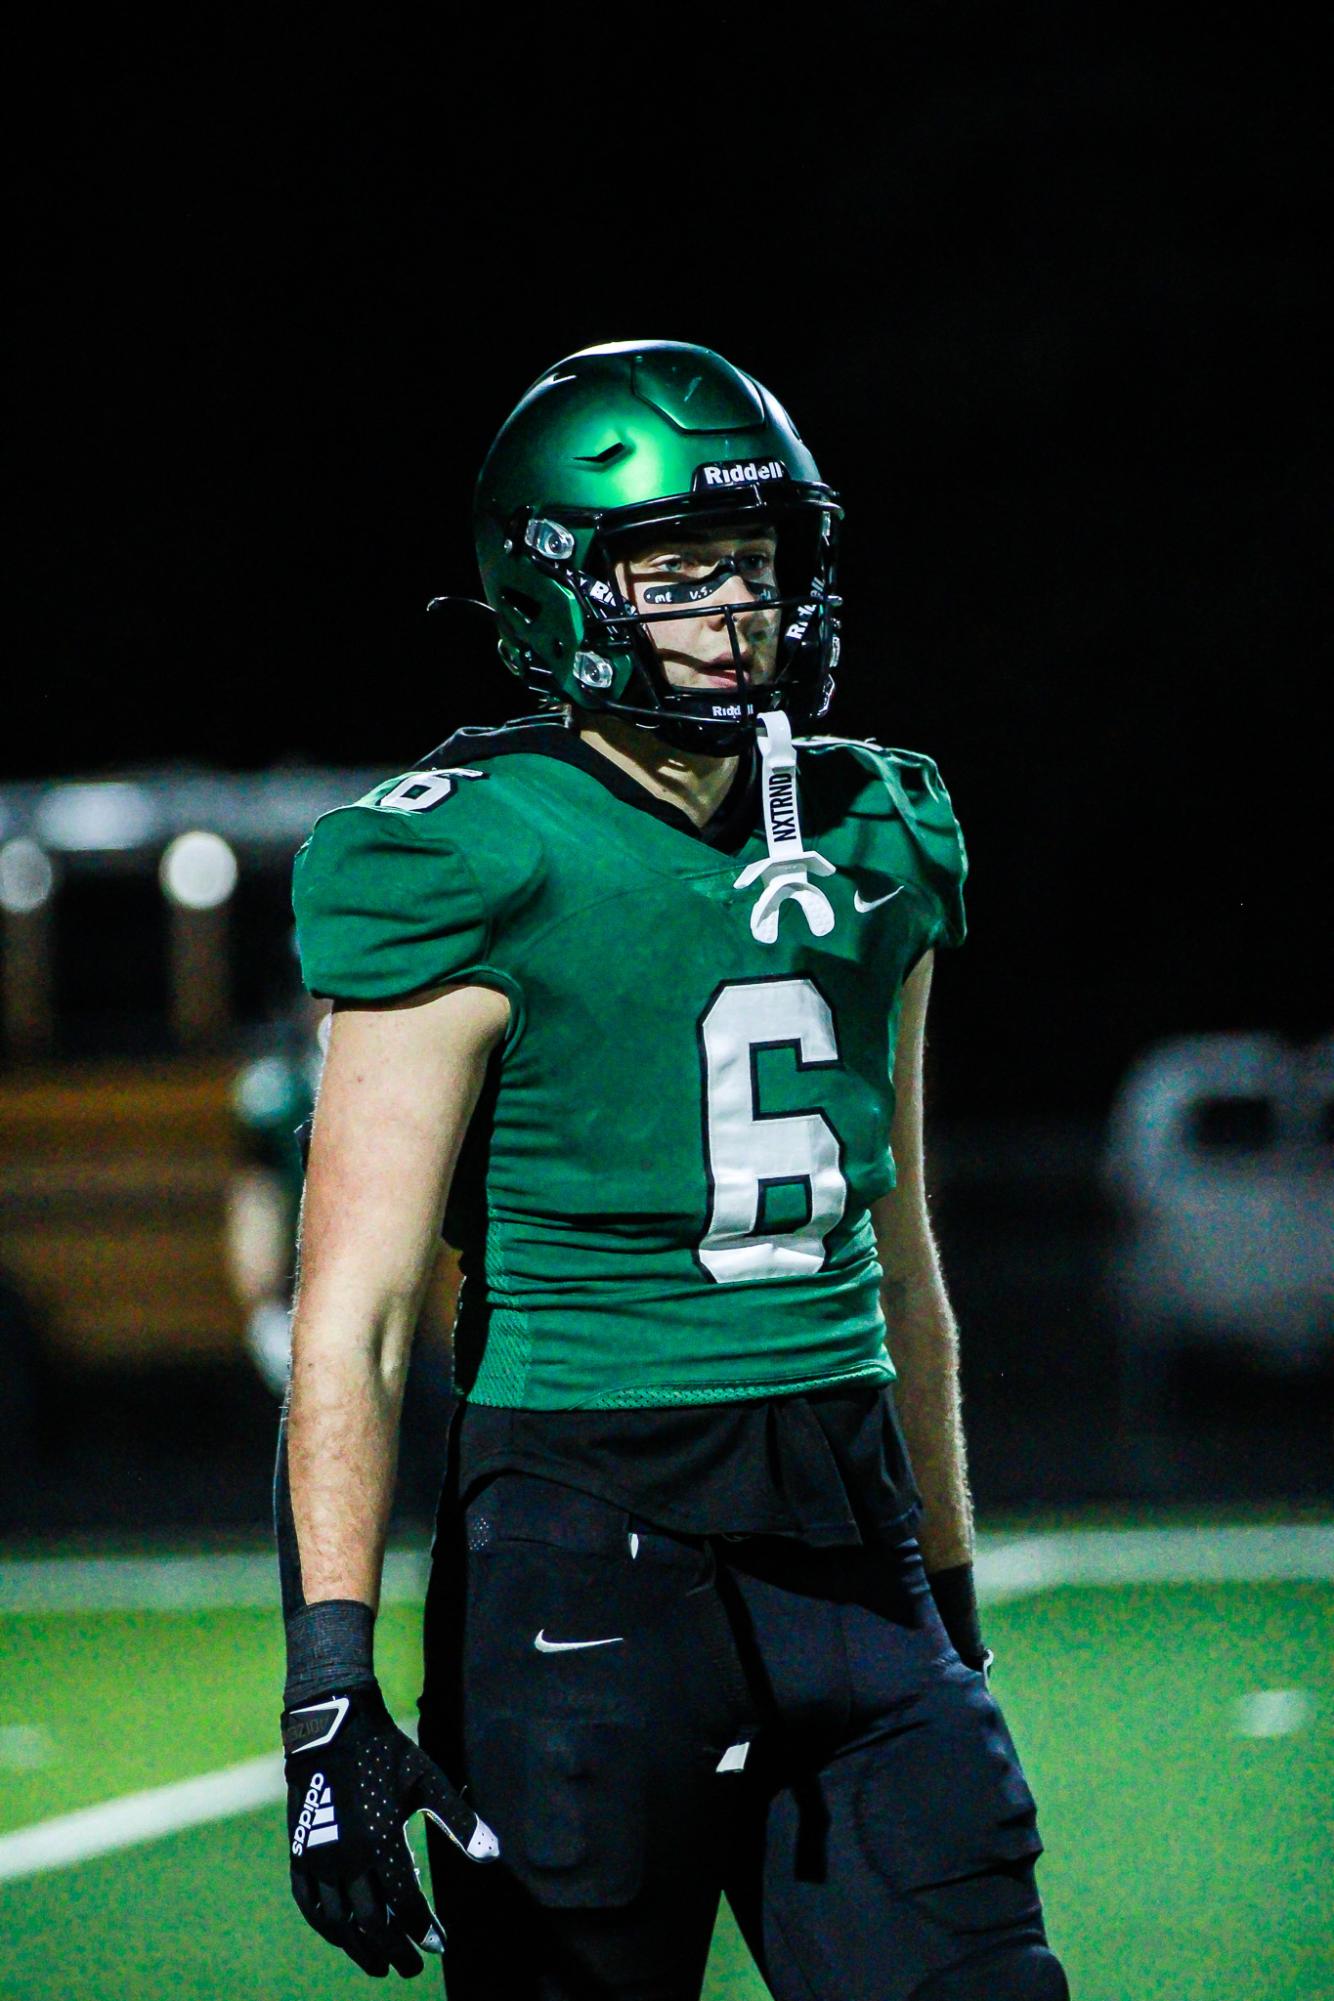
left=926, top=1561, right=986, bottom=1670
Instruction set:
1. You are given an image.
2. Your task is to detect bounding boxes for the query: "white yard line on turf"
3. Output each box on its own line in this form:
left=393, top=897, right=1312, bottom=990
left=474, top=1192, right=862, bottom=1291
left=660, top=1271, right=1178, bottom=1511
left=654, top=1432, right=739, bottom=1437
left=974, top=1523, right=1334, bottom=1601
left=0, top=1546, right=429, bottom=1613
left=3, top=1526, right=1329, bottom=1615
left=0, top=1524, right=1330, bottom=1886
left=0, top=1716, right=418, bottom=1887
left=0, top=1752, right=283, bottom=1884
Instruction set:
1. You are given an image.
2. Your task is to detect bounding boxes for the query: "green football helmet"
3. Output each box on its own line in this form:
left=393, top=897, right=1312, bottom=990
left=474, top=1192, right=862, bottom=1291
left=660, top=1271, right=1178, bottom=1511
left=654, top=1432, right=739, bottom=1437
left=473, top=340, right=843, bottom=751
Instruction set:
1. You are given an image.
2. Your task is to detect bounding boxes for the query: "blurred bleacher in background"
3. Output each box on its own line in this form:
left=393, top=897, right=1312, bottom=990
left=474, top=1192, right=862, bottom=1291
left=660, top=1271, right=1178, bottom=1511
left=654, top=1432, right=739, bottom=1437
left=0, top=769, right=459, bottom=1537
left=1, top=766, right=1329, bottom=1541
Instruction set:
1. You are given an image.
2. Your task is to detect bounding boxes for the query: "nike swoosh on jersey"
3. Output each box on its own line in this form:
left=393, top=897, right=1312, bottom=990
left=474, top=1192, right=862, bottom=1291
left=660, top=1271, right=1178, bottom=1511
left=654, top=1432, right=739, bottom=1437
left=853, top=886, right=905, bottom=912
left=534, top=1630, right=625, bottom=1654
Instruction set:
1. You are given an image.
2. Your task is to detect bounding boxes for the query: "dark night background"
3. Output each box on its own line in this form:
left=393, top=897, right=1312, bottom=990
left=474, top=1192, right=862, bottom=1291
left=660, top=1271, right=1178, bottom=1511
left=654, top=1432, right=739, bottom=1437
left=2, top=39, right=1327, bottom=1984
left=11, top=8, right=1325, bottom=1122
left=2, top=8, right=1330, bottom=1531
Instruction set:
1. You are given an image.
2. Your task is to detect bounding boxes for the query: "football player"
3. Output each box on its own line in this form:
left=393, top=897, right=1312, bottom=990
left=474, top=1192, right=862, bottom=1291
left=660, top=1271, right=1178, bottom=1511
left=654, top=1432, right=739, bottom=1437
left=277, top=341, right=1069, bottom=1998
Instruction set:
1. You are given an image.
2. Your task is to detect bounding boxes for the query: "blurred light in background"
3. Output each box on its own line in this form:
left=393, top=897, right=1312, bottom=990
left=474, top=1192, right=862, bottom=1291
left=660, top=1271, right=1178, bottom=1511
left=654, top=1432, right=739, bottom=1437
left=0, top=840, right=56, bottom=916
left=159, top=830, right=239, bottom=911
left=0, top=840, right=57, bottom=1056
left=34, top=783, right=156, bottom=853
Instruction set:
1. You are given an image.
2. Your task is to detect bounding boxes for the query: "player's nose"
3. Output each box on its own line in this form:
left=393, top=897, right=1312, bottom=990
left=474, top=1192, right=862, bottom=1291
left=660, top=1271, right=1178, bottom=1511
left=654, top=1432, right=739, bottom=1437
left=705, top=568, right=763, bottom=621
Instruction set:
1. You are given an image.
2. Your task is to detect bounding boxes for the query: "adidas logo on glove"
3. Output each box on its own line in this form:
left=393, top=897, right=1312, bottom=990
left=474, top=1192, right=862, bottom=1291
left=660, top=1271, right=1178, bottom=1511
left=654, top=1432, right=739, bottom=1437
left=290, top=1771, right=339, bottom=1856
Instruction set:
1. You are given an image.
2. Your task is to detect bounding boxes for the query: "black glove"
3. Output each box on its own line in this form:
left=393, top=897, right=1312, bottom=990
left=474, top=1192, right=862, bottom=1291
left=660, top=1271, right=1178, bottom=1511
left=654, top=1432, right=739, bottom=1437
left=283, top=1680, right=499, bottom=1979
left=927, top=1561, right=994, bottom=1684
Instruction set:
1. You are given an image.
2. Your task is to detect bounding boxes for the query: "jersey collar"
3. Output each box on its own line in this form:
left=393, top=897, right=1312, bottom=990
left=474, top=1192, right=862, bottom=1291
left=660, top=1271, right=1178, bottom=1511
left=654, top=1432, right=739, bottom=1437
left=421, top=718, right=759, bottom=855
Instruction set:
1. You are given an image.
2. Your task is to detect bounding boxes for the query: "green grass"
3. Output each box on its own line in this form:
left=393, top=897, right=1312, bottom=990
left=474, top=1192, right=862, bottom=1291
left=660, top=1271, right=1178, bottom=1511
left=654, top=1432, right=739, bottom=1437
left=993, top=1582, right=1334, bottom=2001
left=2, top=1560, right=1331, bottom=2000
left=0, top=1604, right=422, bottom=1833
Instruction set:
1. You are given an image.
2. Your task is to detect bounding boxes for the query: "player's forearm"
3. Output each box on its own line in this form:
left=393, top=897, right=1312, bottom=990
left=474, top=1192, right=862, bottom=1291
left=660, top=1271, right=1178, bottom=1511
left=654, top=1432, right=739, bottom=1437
left=882, top=1266, right=974, bottom=1573
left=285, top=1297, right=416, bottom=1608
left=280, top=995, right=491, bottom=1609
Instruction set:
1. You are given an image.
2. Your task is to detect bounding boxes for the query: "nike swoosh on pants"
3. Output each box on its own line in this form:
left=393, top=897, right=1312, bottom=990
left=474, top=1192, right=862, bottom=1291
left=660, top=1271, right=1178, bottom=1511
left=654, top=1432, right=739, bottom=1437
left=533, top=1630, right=624, bottom=1654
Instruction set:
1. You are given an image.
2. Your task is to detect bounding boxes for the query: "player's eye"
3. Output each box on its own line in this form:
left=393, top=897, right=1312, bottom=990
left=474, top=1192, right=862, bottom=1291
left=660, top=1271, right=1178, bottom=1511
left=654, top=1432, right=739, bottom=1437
left=652, top=552, right=709, bottom=577
left=737, top=549, right=778, bottom=583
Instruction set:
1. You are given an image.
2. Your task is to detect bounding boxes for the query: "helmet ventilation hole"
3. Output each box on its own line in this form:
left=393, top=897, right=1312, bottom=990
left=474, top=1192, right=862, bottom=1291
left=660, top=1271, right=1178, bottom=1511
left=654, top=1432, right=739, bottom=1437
left=501, top=586, right=542, bottom=626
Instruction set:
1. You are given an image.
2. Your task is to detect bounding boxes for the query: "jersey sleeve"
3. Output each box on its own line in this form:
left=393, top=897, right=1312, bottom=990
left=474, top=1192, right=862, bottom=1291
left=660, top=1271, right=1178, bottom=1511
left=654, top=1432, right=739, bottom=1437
left=292, top=789, right=503, bottom=1002
left=805, top=738, right=967, bottom=958
left=879, top=748, right=968, bottom=953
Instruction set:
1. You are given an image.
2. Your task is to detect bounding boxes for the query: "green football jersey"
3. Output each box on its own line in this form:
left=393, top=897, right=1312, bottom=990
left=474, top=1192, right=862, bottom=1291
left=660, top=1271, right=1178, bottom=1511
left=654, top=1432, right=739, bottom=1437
left=292, top=720, right=966, bottom=1410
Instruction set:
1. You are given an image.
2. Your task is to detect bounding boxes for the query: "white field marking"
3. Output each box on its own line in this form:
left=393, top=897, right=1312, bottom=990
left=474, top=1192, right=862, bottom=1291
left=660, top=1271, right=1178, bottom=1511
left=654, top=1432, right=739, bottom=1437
left=0, top=1751, right=284, bottom=1884
left=0, top=1547, right=429, bottom=1614
left=973, top=1524, right=1334, bottom=1603
left=0, top=1714, right=418, bottom=1887
left=0, top=1526, right=1330, bottom=1886
left=0, top=1528, right=1330, bottom=1616
left=1234, top=1689, right=1316, bottom=1738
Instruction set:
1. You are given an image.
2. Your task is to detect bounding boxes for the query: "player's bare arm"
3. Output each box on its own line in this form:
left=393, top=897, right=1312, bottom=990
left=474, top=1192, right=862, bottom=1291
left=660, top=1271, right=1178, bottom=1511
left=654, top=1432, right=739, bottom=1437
left=278, top=983, right=504, bottom=1980
left=871, top=951, right=975, bottom=1576
left=286, top=981, right=509, bottom=1606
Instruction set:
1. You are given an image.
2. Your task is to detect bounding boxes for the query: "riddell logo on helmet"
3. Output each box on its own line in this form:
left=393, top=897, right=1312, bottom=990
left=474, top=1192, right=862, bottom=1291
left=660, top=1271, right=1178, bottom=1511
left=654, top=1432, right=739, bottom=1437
left=694, top=459, right=787, bottom=489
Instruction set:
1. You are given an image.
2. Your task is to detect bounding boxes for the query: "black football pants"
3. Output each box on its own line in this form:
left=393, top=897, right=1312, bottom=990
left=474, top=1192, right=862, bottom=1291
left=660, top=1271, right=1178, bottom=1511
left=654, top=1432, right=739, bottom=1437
left=419, top=1473, right=1066, bottom=2001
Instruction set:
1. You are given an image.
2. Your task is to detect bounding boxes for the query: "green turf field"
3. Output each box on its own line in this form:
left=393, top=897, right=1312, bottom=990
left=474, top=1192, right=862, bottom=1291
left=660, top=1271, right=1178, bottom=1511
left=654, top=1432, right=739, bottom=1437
left=1, top=1530, right=1331, bottom=2001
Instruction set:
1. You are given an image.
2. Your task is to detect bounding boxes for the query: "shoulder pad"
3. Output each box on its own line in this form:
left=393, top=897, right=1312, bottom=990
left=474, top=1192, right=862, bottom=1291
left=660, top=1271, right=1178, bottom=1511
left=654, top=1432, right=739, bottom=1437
left=293, top=764, right=542, bottom=1000
left=412, top=715, right=566, bottom=770
left=799, top=734, right=967, bottom=950
left=799, top=734, right=955, bottom=824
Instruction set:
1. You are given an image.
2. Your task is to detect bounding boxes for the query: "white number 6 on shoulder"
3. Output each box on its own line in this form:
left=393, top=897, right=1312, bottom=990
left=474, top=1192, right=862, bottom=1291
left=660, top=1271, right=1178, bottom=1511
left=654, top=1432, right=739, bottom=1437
left=378, top=769, right=485, bottom=812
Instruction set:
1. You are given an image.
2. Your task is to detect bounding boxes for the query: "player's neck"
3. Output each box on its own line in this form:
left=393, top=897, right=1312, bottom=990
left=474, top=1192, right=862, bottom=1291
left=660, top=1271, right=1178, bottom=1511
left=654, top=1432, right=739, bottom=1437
left=575, top=715, right=739, bottom=829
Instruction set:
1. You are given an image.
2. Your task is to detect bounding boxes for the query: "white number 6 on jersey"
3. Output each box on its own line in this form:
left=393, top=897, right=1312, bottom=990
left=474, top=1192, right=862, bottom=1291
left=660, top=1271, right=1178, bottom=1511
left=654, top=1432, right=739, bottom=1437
left=378, top=768, right=483, bottom=812
left=698, top=977, right=847, bottom=1283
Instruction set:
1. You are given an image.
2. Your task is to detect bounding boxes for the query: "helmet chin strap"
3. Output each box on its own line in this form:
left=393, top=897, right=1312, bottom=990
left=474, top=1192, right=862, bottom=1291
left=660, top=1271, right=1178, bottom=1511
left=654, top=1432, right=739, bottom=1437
left=734, top=711, right=836, bottom=943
